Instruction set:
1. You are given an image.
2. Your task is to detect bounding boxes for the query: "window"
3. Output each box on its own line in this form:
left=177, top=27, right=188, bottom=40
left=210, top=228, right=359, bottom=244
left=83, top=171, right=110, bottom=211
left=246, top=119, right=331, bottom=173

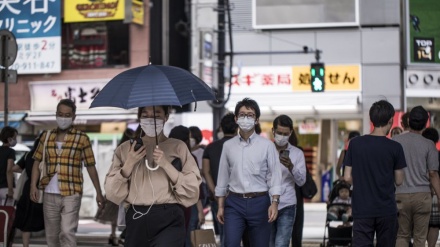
left=253, top=0, right=359, bottom=29
left=62, top=21, right=129, bottom=69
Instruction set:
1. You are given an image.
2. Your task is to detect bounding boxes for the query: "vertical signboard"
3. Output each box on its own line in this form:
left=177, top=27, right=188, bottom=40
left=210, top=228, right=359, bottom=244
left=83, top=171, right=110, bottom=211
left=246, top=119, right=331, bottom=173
left=407, top=0, right=440, bottom=65
left=200, top=31, right=213, bottom=87
left=131, top=0, right=144, bottom=25
left=0, top=0, right=61, bottom=74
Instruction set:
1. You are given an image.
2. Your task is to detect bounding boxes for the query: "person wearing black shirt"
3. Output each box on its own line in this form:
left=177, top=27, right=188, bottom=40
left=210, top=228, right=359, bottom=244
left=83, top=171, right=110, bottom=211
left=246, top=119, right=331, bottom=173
left=202, top=113, right=237, bottom=247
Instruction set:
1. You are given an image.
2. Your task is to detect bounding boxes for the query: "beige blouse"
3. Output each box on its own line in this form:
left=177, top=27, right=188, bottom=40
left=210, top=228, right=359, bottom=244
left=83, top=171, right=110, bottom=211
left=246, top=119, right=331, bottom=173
left=104, top=134, right=201, bottom=208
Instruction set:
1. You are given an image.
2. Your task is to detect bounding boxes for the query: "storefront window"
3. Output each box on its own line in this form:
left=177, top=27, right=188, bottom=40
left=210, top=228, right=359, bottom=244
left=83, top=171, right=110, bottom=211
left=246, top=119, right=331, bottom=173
left=62, top=21, right=129, bottom=69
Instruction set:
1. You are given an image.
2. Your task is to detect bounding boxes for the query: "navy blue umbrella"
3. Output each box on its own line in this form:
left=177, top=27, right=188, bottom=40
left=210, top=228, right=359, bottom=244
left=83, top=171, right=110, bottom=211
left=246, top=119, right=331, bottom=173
left=90, top=64, right=216, bottom=110
left=90, top=64, right=216, bottom=146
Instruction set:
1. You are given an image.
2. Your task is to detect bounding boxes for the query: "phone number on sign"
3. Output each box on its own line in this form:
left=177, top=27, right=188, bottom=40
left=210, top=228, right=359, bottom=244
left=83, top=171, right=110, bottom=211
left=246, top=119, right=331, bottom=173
left=11, top=61, right=56, bottom=71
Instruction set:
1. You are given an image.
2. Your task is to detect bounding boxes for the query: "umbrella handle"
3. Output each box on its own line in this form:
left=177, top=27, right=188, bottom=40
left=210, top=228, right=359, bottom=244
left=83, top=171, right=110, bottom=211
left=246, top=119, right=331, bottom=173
left=146, top=145, right=161, bottom=171
left=145, top=159, right=159, bottom=171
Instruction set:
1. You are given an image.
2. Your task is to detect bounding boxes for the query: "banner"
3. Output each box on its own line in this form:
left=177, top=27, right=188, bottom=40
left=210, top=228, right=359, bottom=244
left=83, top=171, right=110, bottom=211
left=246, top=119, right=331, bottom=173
left=407, top=0, right=440, bottom=64
left=0, top=0, right=61, bottom=74
left=64, top=0, right=125, bottom=23
left=228, top=65, right=361, bottom=93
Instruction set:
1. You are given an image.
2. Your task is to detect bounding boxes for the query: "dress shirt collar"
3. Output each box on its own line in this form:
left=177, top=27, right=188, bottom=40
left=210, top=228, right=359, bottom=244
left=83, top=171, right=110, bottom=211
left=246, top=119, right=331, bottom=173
left=238, top=131, right=257, bottom=143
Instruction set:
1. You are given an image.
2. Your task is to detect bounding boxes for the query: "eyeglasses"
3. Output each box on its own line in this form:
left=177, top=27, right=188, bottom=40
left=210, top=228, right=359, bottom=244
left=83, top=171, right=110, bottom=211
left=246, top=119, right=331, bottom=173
left=237, top=112, right=256, bottom=119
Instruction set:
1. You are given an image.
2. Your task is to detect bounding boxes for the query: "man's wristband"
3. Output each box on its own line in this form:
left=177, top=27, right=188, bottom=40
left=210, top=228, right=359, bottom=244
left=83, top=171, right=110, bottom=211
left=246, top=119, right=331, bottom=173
left=272, top=198, right=280, bottom=204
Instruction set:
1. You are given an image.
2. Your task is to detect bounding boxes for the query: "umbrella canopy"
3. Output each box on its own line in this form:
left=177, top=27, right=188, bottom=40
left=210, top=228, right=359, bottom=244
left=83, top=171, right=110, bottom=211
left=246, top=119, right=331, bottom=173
left=90, top=65, right=216, bottom=109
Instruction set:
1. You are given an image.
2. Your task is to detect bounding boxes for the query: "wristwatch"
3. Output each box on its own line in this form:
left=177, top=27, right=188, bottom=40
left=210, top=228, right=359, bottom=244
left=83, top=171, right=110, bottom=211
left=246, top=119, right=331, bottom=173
left=272, top=198, right=280, bottom=204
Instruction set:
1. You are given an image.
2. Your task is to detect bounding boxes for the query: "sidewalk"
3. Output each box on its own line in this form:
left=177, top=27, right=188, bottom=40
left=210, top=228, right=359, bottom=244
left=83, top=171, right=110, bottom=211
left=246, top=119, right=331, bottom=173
left=13, top=202, right=440, bottom=246
left=12, top=203, right=328, bottom=246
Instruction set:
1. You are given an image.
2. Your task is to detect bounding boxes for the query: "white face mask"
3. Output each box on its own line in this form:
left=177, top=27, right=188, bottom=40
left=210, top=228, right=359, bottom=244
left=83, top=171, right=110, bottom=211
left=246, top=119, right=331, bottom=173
left=217, top=131, right=224, bottom=139
left=140, top=118, right=164, bottom=137
left=56, top=117, right=73, bottom=130
left=8, top=138, right=17, bottom=147
left=237, top=117, right=255, bottom=133
left=274, top=133, right=289, bottom=146
left=190, top=138, right=196, bottom=148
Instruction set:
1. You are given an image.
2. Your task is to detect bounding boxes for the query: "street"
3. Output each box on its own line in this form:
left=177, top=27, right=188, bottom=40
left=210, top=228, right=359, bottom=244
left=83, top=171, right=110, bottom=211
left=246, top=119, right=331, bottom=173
left=11, top=203, right=440, bottom=246
left=12, top=203, right=327, bottom=247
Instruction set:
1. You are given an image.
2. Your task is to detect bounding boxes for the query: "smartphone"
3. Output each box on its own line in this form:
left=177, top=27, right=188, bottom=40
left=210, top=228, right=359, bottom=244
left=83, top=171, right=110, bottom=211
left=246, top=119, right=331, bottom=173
left=280, top=150, right=290, bottom=158
left=130, top=138, right=144, bottom=151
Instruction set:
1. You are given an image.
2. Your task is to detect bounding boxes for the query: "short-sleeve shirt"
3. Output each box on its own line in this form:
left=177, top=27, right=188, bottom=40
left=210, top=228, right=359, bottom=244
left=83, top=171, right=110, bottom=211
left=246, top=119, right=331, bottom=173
left=393, top=132, right=439, bottom=194
left=0, top=146, right=16, bottom=188
left=202, top=136, right=233, bottom=186
left=344, top=135, right=406, bottom=218
left=33, top=128, right=96, bottom=196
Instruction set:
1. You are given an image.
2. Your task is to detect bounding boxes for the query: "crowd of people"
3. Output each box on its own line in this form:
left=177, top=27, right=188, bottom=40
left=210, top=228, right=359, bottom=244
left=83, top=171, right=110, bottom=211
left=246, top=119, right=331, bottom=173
left=0, top=97, right=439, bottom=247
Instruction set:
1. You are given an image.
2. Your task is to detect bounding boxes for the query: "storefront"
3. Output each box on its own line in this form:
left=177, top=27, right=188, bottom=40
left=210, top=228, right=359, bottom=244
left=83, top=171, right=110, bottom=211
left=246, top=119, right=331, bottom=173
left=223, top=64, right=363, bottom=201
left=405, top=70, right=440, bottom=149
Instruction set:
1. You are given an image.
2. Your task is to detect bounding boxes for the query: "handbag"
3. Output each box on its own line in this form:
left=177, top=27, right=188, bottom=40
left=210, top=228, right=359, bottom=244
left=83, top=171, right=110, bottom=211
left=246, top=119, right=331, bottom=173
left=13, top=152, right=29, bottom=201
left=301, top=168, right=318, bottom=199
left=37, top=130, right=51, bottom=204
left=190, top=229, right=216, bottom=247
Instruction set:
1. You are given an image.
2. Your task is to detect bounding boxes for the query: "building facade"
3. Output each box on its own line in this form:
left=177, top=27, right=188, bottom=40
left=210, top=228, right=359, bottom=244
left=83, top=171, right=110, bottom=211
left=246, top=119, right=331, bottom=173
left=191, top=0, right=404, bottom=201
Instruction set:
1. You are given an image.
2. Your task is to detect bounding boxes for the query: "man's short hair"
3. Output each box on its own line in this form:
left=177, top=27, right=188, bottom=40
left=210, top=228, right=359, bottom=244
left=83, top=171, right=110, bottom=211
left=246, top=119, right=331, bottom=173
left=273, top=115, right=293, bottom=131
left=169, top=125, right=190, bottom=148
left=220, top=113, right=238, bottom=135
left=57, top=99, right=77, bottom=114
left=234, top=98, right=260, bottom=119
left=401, top=112, right=409, bottom=129
left=348, top=131, right=360, bottom=140
left=422, top=127, right=439, bottom=144
left=0, top=126, right=18, bottom=143
left=369, top=100, right=395, bottom=128
left=409, top=106, right=429, bottom=131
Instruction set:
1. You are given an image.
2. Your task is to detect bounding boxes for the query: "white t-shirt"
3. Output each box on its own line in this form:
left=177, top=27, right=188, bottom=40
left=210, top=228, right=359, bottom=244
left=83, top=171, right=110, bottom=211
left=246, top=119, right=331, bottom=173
left=44, top=141, right=63, bottom=194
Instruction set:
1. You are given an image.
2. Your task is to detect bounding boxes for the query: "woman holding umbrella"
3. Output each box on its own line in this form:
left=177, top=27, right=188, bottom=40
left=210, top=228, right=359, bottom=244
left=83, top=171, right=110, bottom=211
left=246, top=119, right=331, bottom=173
left=104, top=105, right=202, bottom=246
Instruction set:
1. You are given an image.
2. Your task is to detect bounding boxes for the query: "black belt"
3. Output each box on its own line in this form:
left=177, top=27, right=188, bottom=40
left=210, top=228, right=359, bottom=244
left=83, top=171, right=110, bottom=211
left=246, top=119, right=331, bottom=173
left=229, top=191, right=268, bottom=198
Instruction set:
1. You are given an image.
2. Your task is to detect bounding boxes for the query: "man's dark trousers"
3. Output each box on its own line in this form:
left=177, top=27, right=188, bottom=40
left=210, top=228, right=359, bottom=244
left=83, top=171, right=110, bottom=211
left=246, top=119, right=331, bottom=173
left=224, top=194, right=271, bottom=247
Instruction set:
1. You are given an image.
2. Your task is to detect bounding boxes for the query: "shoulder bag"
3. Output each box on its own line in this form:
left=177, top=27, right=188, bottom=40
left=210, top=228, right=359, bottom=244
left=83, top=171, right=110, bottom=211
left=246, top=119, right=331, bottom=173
left=301, top=168, right=318, bottom=199
left=13, top=152, right=30, bottom=201
left=38, top=130, right=51, bottom=204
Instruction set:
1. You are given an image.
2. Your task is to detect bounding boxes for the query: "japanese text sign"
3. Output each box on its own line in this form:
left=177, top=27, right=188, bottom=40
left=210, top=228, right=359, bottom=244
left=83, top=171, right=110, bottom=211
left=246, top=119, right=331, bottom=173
left=64, top=0, right=124, bottom=23
left=29, top=79, right=109, bottom=111
left=0, top=0, right=61, bottom=74
left=228, top=65, right=361, bottom=94
left=229, top=66, right=292, bottom=94
left=292, top=65, right=361, bottom=92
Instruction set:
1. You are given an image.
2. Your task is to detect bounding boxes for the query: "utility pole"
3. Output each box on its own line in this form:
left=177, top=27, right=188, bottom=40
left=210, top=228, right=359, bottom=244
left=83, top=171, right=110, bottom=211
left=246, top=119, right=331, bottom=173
left=213, top=0, right=226, bottom=135
left=0, top=30, right=18, bottom=127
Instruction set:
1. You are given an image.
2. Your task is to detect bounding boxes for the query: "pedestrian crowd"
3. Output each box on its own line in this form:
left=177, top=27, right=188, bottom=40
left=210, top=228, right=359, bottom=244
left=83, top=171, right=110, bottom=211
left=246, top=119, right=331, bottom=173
left=0, top=97, right=439, bottom=247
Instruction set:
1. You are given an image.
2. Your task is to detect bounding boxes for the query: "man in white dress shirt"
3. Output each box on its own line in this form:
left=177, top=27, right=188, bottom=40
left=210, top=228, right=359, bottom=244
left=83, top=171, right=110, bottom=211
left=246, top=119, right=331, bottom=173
left=215, top=98, right=282, bottom=247
left=269, top=114, right=306, bottom=247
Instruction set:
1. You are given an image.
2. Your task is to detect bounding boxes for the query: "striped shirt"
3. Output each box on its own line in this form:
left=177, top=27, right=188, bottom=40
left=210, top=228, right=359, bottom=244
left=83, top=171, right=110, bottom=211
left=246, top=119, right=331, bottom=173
left=33, top=127, right=96, bottom=196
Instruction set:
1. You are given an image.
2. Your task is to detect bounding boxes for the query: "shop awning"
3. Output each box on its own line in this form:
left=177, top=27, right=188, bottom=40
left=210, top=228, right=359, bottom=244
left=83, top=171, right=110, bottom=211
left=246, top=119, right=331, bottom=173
left=0, top=112, right=27, bottom=128
left=225, top=92, right=362, bottom=120
left=25, top=109, right=138, bottom=126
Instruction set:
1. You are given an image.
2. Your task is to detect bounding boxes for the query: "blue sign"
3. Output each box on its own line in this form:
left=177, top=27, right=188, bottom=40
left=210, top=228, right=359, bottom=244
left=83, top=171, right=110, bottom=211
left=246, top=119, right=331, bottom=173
left=0, top=0, right=61, bottom=38
left=0, top=0, right=61, bottom=74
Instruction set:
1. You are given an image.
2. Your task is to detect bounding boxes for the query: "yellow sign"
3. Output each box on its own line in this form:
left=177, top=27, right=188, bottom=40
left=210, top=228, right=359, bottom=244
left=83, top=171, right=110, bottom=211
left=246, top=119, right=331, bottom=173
left=292, top=65, right=361, bottom=92
left=64, top=0, right=125, bottom=23
left=131, top=0, right=144, bottom=25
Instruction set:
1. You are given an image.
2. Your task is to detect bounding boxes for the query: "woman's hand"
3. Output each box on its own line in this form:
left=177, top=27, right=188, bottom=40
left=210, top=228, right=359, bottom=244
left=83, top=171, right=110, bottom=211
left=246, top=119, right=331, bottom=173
left=125, top=140, right=147, bottom=166
left=153, top=146, right=165, bottom=166
left=121, top=140, right=147, bottom=178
